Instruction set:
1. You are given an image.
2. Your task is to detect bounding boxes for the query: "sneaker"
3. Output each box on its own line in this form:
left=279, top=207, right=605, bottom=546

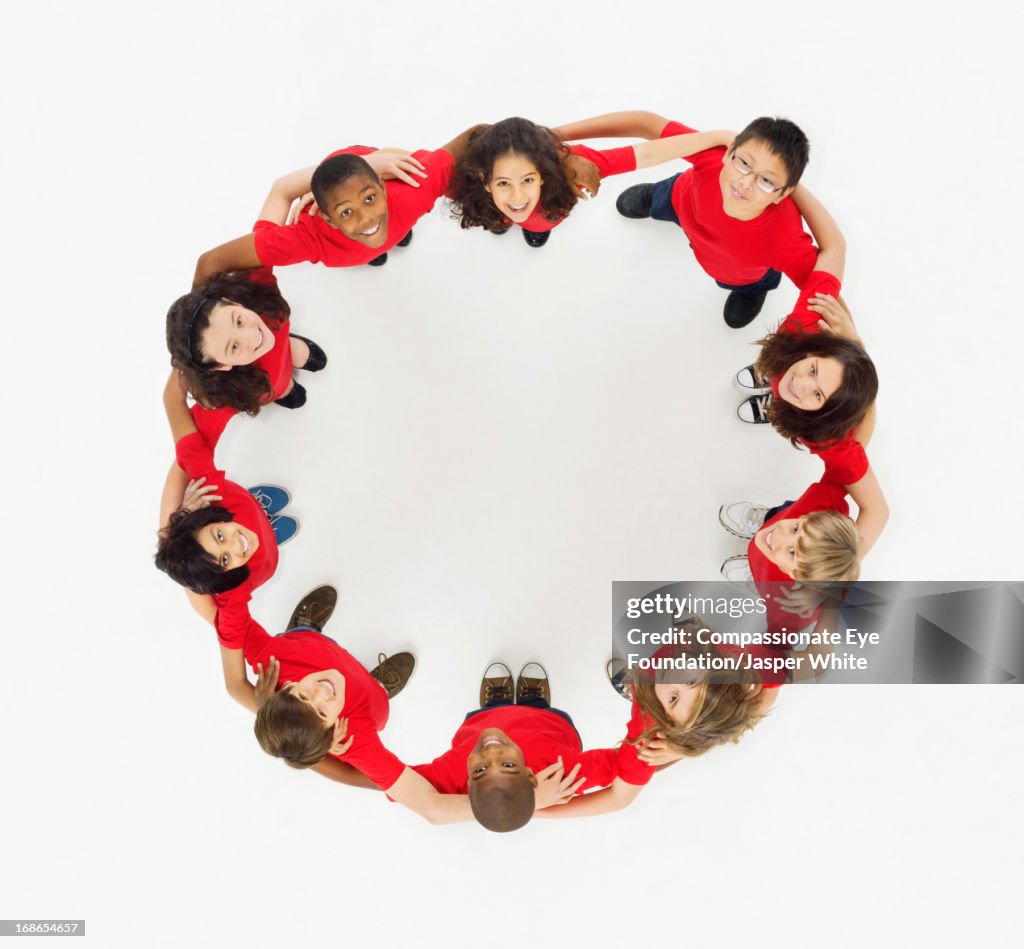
left=737, top=393, right=772, bottom=424
left=274, top=381, right=307, bottom=409
left=290, top=334, right=327, bottom=373
left=606, top=658, right=631, bottom=702
left=522, top=229, right=550, bottom=248
left=723, top=290, right=767, bottom=329
left=733, top=364, right=770, bottom=395
left=286, top=584, right=338, bottom=632
left=370, top=652, right=415, bottom=699
left=247, top=484, right=291, bottom=516
left=719, top=501, right=769, bottom=540
left=479, top=661, right=514, bottom=707
left=268, top=514, right=299, bottom=546
left=616, top=183, right=654, bottom=219
left=720, top=555, right=756, bottom=595
left=515, top=662, right=551, bottom=705
left=367, top=253, right=388, bottom=267
left=396, top=229, right=413, bottom=248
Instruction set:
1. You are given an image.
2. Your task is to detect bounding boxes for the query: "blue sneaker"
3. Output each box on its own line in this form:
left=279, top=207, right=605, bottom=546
left=248, top=485, right=291, bottom=516
left=268, top=514, right=299, bottom=546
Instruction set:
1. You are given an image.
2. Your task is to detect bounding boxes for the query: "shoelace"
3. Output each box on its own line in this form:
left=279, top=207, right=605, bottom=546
left=375, top=653, right=401, bottom=689
left=754, top=393, right=772, bottom=419
left=483, top=679, right=513, bottom=702
left=518, top=682, right=546, bottom=701
left=744, top=506, right=769, bottom=530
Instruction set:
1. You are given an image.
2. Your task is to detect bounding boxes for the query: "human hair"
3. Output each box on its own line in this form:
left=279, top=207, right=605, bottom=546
left=154, top=505, right=249, bottom=594
left=793, top=511, right=861, bottom=583
left=254, top=689, right=334, bottom=769
left=311, top=153, right=381, bottom=210
left=755, top=331, right=878, bottom=447
left=447, top=117, right=579, bottom=232
left=732, top=116, right=810, bottom=188
left=627, top=630, right=768, bottom=758
left=469, top=776, right=535, bottom=833
left=166, top=271, right=289, bottom=413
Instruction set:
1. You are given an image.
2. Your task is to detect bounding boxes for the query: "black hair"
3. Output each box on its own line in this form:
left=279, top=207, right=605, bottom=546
left=311, top=154, right=381, bottom=211
left=155, top=505, right=250, bottom=595
left=732, top=117, right=810, bottom=189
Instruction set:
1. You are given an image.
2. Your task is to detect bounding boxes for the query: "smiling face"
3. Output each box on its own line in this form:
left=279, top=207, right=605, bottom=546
left=777, top=355, right=844, bottom=411
left=199, top=301, right=275, bottom=368
left=194, top=520, right=259, bottom=570
left=719, top=138, right=792, bottom=220
left=654, top=679, right=702, bottom=727
left=466, top=728, right=533, bottom=784
left=284, top=669, right=346, bottom=722
left=484, top=152, right=544, bottom=224
left=754, top=515, right=808, bottom=577
left=319, top=174, right=389, bottom=247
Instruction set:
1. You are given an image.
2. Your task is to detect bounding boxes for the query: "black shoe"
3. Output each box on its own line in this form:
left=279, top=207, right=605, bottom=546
left=287, top=585, right=338, bottom=633
left=606, top=659, right=631, bottom=702
left=723, top=291, right=767, bottom=329
left=370, top=652, right=416, bottom=699
left=289, top=334, right=327, bottom=373
left=522, top=229, right=550, bottom=248
left=491, top=225, right=510, bottom=236
left=396, top=229, right=413, bottom=247
left=616, top=184, right=654, bottom=219
left=367, top=253, right=388, bottom=267
left=274, top=381, right=307, bottom=409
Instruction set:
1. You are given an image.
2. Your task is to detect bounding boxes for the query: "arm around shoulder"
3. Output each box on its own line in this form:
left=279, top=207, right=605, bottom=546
left=847, top=466, right=889, bottom=558
left=533, top=777, right=644, bottom=820
left=552, top=111, right=672, bottom=141
left=193, top=233, right=263, bottom=288
left=385, top=767, right=474, bottom=825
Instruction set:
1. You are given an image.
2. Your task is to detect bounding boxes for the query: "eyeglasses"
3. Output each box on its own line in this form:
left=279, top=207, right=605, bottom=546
left=730, top=154, right=784, bottom=194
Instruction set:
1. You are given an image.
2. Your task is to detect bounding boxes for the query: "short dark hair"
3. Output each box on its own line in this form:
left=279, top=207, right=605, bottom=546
left=311, top=154, right=381, bottom=211
left=733, top=117, right=810, bottom=188
left=154, top=505, right=250, bottom=595
left=254, top=690, right=334, bottom=769
left=469, top=776, right=535, bottom=833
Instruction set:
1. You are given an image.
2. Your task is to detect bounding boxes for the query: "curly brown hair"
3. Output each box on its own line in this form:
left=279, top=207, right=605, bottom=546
left=447, top=117, right=580, bottom=232
left=166, top=271, right=290, bottom=414
left=754, top=330, right=877, bottom=448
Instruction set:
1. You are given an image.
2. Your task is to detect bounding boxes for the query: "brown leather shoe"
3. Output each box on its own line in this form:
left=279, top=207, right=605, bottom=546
left=370, top=652, right=415, bottom=699
left=479, top=662, right=514, bottom=707
left=515, top=662, right=550, bottom=705
left=286, top=585, right=338, bottom=632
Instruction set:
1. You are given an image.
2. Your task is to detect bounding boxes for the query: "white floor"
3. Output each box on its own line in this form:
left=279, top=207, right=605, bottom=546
left=4, top=2, right=1022, bottom=946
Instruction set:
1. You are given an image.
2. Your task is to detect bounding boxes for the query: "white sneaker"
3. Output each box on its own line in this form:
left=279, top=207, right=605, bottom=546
left=719, top=502, right=769, bottom=539
left=720, top=555, right=757, bottom=596
left=737, top=393, right=772, bottom=424
left=733, top=364, right=771, bottom=395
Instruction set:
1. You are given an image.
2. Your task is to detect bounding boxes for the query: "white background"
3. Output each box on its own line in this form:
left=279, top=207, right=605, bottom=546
left=3, top=1, right=1022, bottom=946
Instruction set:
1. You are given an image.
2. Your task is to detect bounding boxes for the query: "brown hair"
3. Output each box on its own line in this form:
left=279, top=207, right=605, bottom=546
left=794, top=511, right=861, bottom=583
left=469, top=777, right=535, bottom=833
left=755, top=331, right=878, bottom=448
left=253, top=689, right=333, bottom=769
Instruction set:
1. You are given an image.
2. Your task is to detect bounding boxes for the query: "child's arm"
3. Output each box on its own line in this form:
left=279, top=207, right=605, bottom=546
left=633, top=131, right=737, bottom=169
left=846, top=467, right=889, bottom=558
left=552, top=110, right=673, bottom=142
left=439, top=124, right=493, bottom=162
left=385, top=768, right=475, bottom=825
left=533, top=776, right=644, bottom=819
left=163, top=370, right=199, bottom=443
left=310, top=757, right=383, bottom=789
left=790, top=185, right=846, bottom=281
left=219, top=646, right=257, bottom=712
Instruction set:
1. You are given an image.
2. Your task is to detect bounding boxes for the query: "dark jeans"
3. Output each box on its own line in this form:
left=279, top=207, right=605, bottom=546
left=649, top=172, right=782, bottom=297
left=465, top=697, right=581, bottom=744
left=765, top=500, right=795, bottom=522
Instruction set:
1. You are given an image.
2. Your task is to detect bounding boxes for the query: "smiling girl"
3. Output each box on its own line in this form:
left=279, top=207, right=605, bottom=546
left=447, top=117, right=734, bottom=248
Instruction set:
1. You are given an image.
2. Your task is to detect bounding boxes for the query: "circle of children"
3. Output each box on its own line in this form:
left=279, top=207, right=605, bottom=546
left=157, top=110, right=888, bottom=833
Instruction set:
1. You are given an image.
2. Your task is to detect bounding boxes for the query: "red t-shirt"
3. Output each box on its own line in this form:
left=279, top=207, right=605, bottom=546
left=615, top=703, right=660, bottom=786
left=174, top=432, right=279, bottom=649
left=412, top=705, right=645, bottom=794
left=747, top=478, right=849, bottom=633
left=252, top=147, right=455, bottom=267
left=515, top=143, right=637, bottom=233
left=770, top=270, right=870, bottom=486
left=243, top=627, right=405, bottom=790
left=660, top=120, right=817, bottom=288
left=190, top=268, right=293, bottom=449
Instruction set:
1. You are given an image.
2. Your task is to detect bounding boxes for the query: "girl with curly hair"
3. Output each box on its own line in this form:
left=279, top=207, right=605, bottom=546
left=155, top=371, right=293, bottom=652
left=166, top=267, right=326, bottom=445
left=447, top=116, right=734, bottom=248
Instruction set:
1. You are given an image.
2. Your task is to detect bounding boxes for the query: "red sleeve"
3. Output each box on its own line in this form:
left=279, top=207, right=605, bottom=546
left=780, top=271, right=843, bottom=334
left=660, top=119, right=699, bottom=138
left=614, top=704, right=658, bottom=787
left=404, top=148, right=455, bottom=205
left=189, top=404, right=236, bottom=453
left=339, top=730, right=407, bottom=790
left=775, top=207, right=819, bottom=290
left=174, top=431, right=221, bottom=482
left=567, top=142, right=637, bottom=179
left=811, top=435, right=869, bottom=486
left=212, top=585, right=258, bottom=650
left=252, top=218, right=323, bottom=267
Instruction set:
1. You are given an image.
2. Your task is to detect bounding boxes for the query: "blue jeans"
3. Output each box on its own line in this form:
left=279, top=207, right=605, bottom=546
left=649, top=173, right=782, bottom=297
left=765, top=500, right=795, bottom=522
left=465, top=697, right=581, bottom=744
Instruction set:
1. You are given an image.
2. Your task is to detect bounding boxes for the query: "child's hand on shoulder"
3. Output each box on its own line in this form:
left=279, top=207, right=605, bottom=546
left=180, top=476, right=222, bottom=513
left=564, top=154, right=601, bottom=200
left=637, top=733, right=684, bottom=768
left=533, top=756, right=586, bottom=809
left=254, top=656, right=280, bottom=707
left=809, top=293, right=860, bottom=343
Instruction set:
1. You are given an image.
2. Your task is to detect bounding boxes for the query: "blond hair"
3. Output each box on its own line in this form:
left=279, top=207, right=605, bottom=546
left=794, top=511, right=860, bottom=583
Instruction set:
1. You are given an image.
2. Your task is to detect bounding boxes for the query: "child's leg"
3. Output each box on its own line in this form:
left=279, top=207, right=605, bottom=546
left=616, top=173, right=680, bottom=222
left=717, top=269, right=783, bottom=328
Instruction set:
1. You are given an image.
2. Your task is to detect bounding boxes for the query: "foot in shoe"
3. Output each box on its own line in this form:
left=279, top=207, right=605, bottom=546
left=396, top=229, right=413, bottom=247
left=515, top=661, right=550, bottom=705
left=616, top=183, right=654, bottom=219
left=247, top=484, right=291, bottom=516
left=269, top=513, right=299, bottom=546
left=723, top=291, right=768, bottom=329
left=274, top=381, right=307, bottom=409
left=367, top=253, right=388, bottom=267
left=371, top=652, right=415, bottom=699
left=733, top=363, right=770, bottom=394
left=522, top=229, right=550, bottom=248
left=287, top=584, right=338, bottom=632
left=719, top=501, right=769, bottom=539
left=479, top=661, right=514, bottom=707
left=290, top=334, right=328, bottom=372
left=737, top=393, right=772, bottom=424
